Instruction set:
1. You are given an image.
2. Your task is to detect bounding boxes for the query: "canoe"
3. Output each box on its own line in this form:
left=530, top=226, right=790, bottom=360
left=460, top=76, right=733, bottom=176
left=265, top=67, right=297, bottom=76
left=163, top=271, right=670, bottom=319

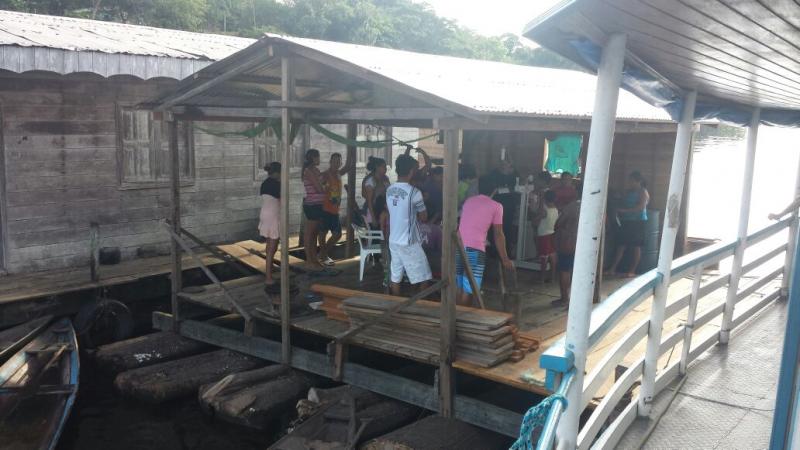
left=0, top=317, right=79, bottom=450
left=0, top=316, right=54, bottom=365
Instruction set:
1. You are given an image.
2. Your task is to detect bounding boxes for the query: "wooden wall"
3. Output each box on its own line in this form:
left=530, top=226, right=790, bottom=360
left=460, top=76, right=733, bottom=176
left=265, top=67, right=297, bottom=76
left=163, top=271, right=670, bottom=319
left=461, top=130, right=678, bottom=215
left=0, top=73, right=414, bottom=274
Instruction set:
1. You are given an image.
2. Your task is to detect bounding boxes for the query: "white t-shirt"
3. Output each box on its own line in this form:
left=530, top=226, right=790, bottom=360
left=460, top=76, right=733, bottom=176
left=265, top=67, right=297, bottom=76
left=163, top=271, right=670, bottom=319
left=386, top=182, right=426, bottom=246
left=537, top=205, right=559, bottom=236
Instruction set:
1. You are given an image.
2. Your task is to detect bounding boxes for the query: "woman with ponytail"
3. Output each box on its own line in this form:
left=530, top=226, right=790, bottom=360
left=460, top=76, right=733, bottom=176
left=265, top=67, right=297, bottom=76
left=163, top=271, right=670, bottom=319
left=607, top=171, right=650, bottom=277
left=361, top=156, right=389, bottom=228
left=302, top=149, right=326, bottom=271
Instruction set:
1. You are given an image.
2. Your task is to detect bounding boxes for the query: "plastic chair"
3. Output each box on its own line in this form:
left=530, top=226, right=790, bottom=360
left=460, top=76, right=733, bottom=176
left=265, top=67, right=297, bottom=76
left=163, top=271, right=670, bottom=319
left=352, top=224, right=384, bottom=281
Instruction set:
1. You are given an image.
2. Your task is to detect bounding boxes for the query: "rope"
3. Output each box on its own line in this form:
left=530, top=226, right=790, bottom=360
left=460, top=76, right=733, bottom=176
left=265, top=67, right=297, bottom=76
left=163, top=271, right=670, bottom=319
left=510, top=393, right=568, bottom=450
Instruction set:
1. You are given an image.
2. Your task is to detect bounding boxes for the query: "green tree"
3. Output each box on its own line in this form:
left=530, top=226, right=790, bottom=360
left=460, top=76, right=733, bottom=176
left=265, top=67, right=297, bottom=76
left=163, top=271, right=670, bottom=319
left=0, top=0, right=580, bottom=69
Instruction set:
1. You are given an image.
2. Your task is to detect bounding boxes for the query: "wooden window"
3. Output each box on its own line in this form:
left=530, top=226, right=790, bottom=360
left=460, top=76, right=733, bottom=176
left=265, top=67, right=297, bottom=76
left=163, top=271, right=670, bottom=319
left=355, top=125, right=387, bottom=164
left=254, top=123, right=307, bottom=178
left=117, top=106, right=194, bottom=186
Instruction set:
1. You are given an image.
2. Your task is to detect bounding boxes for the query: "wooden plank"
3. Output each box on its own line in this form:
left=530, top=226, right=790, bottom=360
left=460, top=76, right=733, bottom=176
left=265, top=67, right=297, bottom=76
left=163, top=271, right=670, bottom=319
left=335, top=281, right=444, bottom=342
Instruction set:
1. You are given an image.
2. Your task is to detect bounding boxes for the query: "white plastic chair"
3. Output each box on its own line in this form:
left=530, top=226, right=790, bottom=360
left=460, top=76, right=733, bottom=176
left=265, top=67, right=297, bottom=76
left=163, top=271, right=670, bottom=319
left=352, top=224, right=384, bottom=281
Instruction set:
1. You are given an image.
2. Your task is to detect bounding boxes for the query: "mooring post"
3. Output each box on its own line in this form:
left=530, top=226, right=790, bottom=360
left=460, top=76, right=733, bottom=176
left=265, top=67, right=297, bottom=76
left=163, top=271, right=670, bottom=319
left=555, top=32, right=627, bottom=449
left=439, top=128, right=461, bottom=417
left=638, top=90, right=696, bottom=416
left=168, top=113, right=182, bottom=331
left=280, top=56, right=294, bottom=365
left=720, top=107, right=760, bottom=344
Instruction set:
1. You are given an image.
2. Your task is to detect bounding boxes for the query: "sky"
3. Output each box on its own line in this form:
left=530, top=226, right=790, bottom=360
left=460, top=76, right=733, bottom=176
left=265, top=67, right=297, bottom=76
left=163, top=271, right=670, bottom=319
left=420, top=0, right=561, bottom=39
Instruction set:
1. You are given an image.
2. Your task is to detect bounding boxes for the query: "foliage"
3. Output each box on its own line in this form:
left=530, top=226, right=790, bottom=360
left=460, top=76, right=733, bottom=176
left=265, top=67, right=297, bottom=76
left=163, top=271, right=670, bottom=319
left=0, top=0, right=580, bottom=69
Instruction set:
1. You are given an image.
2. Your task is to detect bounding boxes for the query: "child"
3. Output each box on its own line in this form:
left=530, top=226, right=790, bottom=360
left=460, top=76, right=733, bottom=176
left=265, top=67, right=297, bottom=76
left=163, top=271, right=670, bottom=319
left=536, top=190, right=559, bottom=283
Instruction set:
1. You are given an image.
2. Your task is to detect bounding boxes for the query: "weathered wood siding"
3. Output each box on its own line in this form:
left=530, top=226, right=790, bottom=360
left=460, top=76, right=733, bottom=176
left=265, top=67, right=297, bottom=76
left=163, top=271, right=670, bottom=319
left=0, top=73, right=415, bottom=274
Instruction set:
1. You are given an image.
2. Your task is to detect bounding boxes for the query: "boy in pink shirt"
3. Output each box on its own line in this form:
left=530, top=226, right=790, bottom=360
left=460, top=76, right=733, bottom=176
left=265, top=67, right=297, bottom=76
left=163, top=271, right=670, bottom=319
left=457, top=176, right=515, bottom=306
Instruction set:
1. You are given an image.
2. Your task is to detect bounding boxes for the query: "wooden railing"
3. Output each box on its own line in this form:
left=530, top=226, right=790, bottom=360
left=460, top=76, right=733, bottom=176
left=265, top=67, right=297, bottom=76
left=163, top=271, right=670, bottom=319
left=536, top=217, right=793, bottom=450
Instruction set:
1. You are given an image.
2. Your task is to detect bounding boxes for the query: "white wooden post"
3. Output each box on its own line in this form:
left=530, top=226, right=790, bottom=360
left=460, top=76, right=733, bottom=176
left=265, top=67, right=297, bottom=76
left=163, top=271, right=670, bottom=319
left=679, top=264, right=703, bottom=375
left=781, top=155, right=800, bottom=298
left=555, top=32, right=626, bottom=449
left=638, top=91, right=696, bottom=416
left=720, top=108, right=760, bottom=344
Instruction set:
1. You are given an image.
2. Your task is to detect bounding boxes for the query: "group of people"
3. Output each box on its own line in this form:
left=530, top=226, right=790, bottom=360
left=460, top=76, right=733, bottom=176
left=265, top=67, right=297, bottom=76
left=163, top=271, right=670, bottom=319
left=258, top=147, right=651, bottom=310
left=527, top=170, right=650, bottom=307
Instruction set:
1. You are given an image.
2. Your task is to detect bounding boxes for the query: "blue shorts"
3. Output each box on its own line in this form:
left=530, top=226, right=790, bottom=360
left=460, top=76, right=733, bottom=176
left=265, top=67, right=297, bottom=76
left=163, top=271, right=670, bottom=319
left=455, top=247, right=486, bottom=294
left=557, top=252, right=575, bottom=272
left=320, top=211, right=341, bottom=234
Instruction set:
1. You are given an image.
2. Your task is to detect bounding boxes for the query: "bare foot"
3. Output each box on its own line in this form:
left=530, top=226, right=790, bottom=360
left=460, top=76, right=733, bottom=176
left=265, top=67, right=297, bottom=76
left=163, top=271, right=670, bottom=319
left=304, top=262, right=325, bottom=272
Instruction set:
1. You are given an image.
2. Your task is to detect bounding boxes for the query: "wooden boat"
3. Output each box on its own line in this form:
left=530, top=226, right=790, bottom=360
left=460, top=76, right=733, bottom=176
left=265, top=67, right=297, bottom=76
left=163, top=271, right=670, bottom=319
left=0, top=316, right=54, bottom=365
left=0, top=317, right=79, bottom=450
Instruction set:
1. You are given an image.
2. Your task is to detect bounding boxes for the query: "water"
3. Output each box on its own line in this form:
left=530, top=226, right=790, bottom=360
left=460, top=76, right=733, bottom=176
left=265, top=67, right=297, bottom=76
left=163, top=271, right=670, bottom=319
left=688, top=126, right=800, bottom=240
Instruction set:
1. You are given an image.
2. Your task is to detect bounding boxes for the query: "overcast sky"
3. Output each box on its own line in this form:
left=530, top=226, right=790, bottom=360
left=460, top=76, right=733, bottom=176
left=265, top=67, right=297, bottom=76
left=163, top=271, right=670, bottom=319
left=420, top=0, right=560, bottom=40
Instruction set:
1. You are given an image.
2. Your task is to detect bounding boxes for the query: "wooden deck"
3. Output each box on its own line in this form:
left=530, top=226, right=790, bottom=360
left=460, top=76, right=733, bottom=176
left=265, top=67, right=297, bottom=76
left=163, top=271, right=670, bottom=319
left=0, top=252, right=223, bottom=306
left=172, top=256, right=784, bottom=400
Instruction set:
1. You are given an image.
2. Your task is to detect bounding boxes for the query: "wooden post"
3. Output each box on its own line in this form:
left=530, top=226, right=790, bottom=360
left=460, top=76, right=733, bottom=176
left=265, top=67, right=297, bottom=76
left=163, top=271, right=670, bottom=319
left=345, top=124, right=357, bottom=258
left=168, top=115, right=182, bottom=331
left=89, top=222, right=100, bottom=282
left=439, top=128, right=461, bottom=417
left=280, top=57, right=294, bottom=365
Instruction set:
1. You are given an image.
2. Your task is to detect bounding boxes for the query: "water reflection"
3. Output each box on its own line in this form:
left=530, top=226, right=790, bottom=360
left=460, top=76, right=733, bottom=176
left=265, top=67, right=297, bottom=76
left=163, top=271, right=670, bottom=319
left=688, top=127, right=800, bottom=241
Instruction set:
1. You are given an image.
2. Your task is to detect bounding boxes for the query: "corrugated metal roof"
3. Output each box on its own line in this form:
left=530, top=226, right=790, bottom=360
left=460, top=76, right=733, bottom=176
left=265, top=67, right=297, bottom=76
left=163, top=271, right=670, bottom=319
left=0, top=10, right=671, bottom=122
left=276, top=35, right=672, bottom=121
left=0, top=10, right=253, bottom=59
left=0, top=10, right=253, bottom=79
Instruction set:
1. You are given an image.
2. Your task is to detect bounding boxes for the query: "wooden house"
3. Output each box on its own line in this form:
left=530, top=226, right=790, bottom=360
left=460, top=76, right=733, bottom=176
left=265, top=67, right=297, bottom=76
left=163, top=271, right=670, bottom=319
left=0, top=11, right=412, bottom=274
left=0, top=11, right=676, bottom=276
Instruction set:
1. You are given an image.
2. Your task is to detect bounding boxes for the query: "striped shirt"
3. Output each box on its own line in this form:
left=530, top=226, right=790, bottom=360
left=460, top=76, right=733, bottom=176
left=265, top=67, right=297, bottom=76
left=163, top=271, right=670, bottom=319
left=302, top=167, right=326, bottom=205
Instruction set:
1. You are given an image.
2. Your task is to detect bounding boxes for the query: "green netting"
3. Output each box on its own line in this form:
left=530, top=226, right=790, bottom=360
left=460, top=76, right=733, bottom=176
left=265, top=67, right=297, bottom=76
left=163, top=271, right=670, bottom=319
left=195, top=118, right=440, bottom=148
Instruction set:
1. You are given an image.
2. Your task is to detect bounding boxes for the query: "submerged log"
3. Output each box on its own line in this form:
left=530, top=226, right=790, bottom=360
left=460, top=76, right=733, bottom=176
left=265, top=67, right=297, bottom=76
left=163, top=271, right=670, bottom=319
left=361, top=415, right=510, bottom=450
left=93, top=331, right=210, bottom=374
left=199, top=365, right=314, bottom=430
left=273, top=386, right=419, bottom=450
left=114, top=349, right=263, bottom=404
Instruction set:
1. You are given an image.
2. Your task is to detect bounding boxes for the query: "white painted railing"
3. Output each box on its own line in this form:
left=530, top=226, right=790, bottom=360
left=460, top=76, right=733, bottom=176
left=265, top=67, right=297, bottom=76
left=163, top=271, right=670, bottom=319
left=536, top=217, right=793, bottom=450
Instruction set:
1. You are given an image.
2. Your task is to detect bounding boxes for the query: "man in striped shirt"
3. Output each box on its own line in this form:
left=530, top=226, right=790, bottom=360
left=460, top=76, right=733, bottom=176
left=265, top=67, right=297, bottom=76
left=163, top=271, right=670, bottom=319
left=386, top=154, right=432, bottom=295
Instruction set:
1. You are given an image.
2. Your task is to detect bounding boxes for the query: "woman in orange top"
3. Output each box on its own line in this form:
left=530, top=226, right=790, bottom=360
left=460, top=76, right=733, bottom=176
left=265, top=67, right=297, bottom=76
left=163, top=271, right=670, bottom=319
left=318, top=152, right=354, bottom=265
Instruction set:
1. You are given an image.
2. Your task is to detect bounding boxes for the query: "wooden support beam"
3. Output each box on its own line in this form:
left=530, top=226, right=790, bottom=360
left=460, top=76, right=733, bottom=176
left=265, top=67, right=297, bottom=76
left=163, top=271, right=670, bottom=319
left=345, top=124, right=357, bottom=258
left=280, top=56, right=294, bottom=365
left=167, top=223, right=251, bottom=278
left=156, top=56, right=277, bottom=111
left=439, top=128, right=461, bottom=418
left=168, top=116, right=182, bottom=331
left=151, top=312, right=523, bottom=437
left=162, top=224, right=252, bottom=322
left=434, top=116, right=677, bottom=133
left=89, top=222, right=100, bottom=283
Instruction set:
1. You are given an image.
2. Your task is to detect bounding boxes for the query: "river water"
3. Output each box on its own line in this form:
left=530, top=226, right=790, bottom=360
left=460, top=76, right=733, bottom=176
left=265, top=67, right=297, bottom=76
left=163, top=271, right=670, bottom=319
left=688, top=126, right=800, bottom=241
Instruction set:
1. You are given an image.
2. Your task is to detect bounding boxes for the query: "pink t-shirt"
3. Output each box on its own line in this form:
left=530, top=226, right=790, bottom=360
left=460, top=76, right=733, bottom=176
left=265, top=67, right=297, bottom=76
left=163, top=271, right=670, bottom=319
left=458, top=195, right=503, bottom=252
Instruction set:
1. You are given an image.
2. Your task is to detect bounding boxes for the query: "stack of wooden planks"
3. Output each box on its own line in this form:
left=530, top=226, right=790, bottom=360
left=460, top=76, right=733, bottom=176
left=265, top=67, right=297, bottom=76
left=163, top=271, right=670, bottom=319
left=341, top=296, right=515, bottom=367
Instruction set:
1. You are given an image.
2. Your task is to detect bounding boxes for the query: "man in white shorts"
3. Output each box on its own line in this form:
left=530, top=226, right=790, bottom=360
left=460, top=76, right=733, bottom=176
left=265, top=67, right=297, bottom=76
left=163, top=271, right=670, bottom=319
left=386, top=154, right=432, bottom=295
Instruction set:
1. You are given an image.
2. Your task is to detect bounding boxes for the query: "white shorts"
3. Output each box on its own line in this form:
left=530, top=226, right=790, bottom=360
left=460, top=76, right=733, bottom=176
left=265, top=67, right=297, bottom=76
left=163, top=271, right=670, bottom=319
left=389, top=242, right=432, bottom=285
